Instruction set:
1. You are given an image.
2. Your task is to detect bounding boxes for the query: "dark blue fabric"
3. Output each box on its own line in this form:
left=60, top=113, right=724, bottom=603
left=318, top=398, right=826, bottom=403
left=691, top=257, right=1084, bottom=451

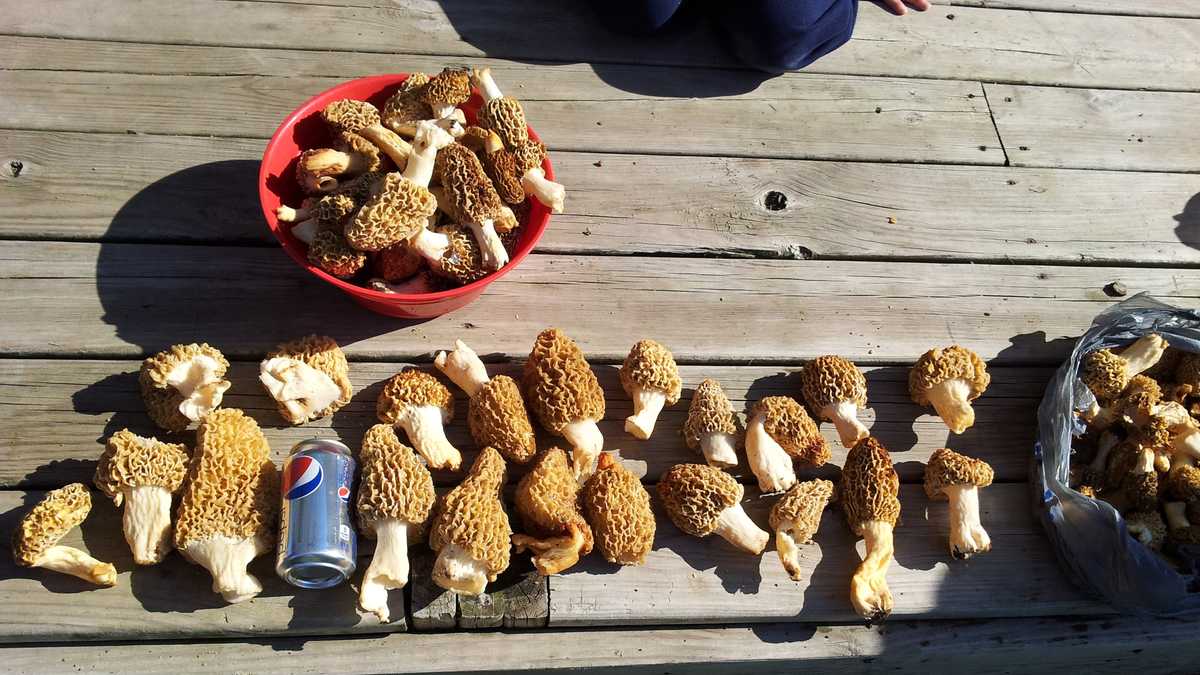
left=592, top=0, right=858, bottom=72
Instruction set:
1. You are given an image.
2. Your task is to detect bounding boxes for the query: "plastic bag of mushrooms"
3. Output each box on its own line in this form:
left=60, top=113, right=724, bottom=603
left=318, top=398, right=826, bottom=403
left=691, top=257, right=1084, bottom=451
left=1037, top=293, right=1200, bottom=615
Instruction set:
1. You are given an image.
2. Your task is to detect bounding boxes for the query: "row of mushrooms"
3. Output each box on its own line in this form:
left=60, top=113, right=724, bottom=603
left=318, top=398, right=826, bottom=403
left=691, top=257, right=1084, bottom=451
left=13, top=331, right=994, bottom=625
left=275, top=67, right=566, bottom=292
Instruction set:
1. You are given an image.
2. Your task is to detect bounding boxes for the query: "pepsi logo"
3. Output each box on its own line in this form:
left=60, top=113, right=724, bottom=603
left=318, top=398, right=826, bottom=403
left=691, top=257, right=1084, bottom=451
left=283, top=456, right=323, bottom=500
left=337, top=486, right=351, bottom=501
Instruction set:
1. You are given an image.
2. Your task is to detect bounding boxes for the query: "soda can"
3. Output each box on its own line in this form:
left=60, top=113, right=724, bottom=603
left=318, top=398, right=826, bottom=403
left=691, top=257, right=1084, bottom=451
left=276, top=438, right=357, bottom=588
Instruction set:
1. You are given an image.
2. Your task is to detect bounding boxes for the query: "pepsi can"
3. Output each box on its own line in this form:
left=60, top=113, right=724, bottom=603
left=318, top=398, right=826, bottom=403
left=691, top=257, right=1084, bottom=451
left=276, top=439, right=357, bottom=588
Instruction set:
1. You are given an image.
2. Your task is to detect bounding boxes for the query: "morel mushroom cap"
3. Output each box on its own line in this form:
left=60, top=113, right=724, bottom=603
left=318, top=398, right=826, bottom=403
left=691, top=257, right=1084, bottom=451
left=139, top=343, right=232, bottom=432
left=377, top=242, right=425, bottom=282
left=1080, top=334, right=1168, bottom=402
left=436, top=143, right=509, bottom=271
left=260, top=335, right=352, bottom=425
left=524, top=328, right=606, bottom=481
left=429, top=446, right=512, bottom=595
left=377, top=369, right=460, bottom=470
left=924, top=448, right=994, bottom=559
left=421, top=68, right=472, bottom=119
left=345, top=171, right=438, bottom=252
left=801, top=355, right=869, bottom=449
left=474, top=67, right=529, bottom=149
left=1125, top=509, right=1166, bottom=551
left=770, top=479, right=837, bottom=581
left=12, top=483, right=117, bottom=586
left=321, top=99, right=413, bottom=169
left=471, top=375, right=538, bottom=465
left=383, top=73, right=433, bottom=134
left=909, top=345, right=991, bottom=434
left=658, top=463, right=768, bottom=555
left=581, top=453, right=655, bottom=565
left=1177, top=353, right=1200, bottom=390
left=683, top=378, right=739, bottom=468
left=94, top=430, right=189, bottom=565
left=619, top=339, right=682, bottom=440
left=307, top=230, right=367, bottom=279
left=333, top=130, right=384, bottom=173
left=841, top=436, right=900, bottom=624
left=513, top=447, right=595, bottom=575
left=433, top=224, right=492, bottom=285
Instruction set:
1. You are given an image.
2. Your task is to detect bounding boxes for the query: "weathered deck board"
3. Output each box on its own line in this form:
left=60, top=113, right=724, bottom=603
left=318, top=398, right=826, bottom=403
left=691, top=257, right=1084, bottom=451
left=5, top=129, right=1199, bottom=265
left=409, top=550, right=458, bottom=630
left=987, top=84, right=1200, bottom=173
left=6, top=614, right=1198, bottom=675
left=950, top=1, right=1200, bottom=18
left=549, top=483, right=1106, bottom=626
left=0, top=490, right=405, bottom=643
left=0, top=359, right=1049, bottom=488
left=3, top=2, right=1199, bottom=90
left=0, top=68, right=999, bottom=165
left=0, top=241, right=1195, bottom=363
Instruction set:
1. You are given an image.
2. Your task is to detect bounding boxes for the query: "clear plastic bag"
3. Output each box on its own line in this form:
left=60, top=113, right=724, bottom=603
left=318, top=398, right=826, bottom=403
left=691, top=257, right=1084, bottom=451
left=1034, top=293, right=1200, bottom=615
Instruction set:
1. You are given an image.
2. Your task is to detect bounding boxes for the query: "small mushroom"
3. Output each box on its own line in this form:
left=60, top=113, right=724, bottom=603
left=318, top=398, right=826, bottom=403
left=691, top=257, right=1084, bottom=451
left=770, top=479, right=837, bottom=581
left=139, top=343, right=232, bottom=432
left=12, top=483, right=117, bottom=586
left=490, top=139, right=565, bottom=214
left=619, top=339, right=682, bottom=440
left=512, top=447, right=594, bottom=575
left=472, top=67, right=529, bottom=149
left=383, top=72, right=466, bottom=138
left=909, top=345, right=991, bottom=434
left=744, top=396, right=829, bottom=494
left=376, top=369, right=460, bottom=471
left=307, top=230, right=367, bottom=278
left=1080, top=334, right=1168, bottom=402
left=524, top=328, right=606, bottom=482
left=93, top=430, right=189, bottom=565
left=259, top=335, right=352, bottom=425
left=428, top=447, right=512, bottom=595
left=293, top=147, right=376, bottom=195
left=924, top=448, right=994, bottom=559
left=683, top=378, right=739, bottom=468
left=376, top=242, right=425, bottom=283
left=801, top=355, right=869, bottom=449
left=435, top=339, right=538, bottom=464
left=435, top=143, right=510, bottom=271
left=321, top=99, right=414, bottom=170
left=581, top=453, right=655, bottom=565
left=841, top=437, right=900, bottom=624
left=659, top=464, right=769, bottom=555
left=421, top=68, right=472, bottom=120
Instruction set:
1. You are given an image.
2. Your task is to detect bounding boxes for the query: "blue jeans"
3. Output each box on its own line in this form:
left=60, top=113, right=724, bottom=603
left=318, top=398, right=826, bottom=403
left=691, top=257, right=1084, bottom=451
left=595, top=0, right=858, bottom=73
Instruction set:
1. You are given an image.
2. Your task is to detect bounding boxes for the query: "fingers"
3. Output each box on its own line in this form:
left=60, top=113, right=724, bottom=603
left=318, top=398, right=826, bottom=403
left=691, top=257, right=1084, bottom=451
left=906, top=0, right=932, bottom=10
left=877, top=0, right=908, bottom=15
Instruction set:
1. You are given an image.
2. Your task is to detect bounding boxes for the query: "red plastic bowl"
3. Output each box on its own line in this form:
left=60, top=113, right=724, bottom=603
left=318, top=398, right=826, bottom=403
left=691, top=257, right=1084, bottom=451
left=259, top=74, right=553, bottom=318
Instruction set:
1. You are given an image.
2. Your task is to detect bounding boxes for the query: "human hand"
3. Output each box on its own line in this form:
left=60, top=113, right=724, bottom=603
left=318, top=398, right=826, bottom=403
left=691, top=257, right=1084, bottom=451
left=876, top=0, right=931, bottom=15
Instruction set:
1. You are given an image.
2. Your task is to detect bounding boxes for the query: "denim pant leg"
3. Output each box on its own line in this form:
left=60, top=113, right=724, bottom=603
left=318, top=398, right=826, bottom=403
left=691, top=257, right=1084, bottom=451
left=712, top=0, right=859, bottom=72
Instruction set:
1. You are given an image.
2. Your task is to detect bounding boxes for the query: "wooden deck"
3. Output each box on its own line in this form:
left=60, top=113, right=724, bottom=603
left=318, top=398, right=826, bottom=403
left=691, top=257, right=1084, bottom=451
left=1, top=1, right=1198, bottom=672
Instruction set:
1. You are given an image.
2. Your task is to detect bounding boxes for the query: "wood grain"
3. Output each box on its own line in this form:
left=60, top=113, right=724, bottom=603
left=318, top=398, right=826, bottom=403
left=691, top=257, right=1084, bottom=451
left=5, top=129, right=1199, bottom=265
left=0, top=66, right=999, bottom=165
left=3, top=2, right=1198, bottom=90
left=950, top=1, right=1200, bottom=18
left=409, top=549, right=457, bottom=630
left=0, top=359, right=1051, bottom=488
left=549, top=483, right=1107, bottom=626
left=0, top=241, right=1196, bottom=363
left=5, top=614, right=1200, bottom=675
left=457, top=560, right=549, bottom=629
left=987, top=84, right=1200, bottom=172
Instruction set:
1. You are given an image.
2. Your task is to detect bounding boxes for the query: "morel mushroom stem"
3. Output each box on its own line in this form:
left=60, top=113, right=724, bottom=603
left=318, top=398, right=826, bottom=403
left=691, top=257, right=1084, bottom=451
left=1123, top=335, right=1171, bottom=374
left=359, top=519, right=410, bottom=620
left=745, top=416, right=797, bottom=494
left=432, top=542, right=489, bottom=595
left=397, top=406, right=460, bottom=471
left=522, top=168, right=565, bottom=214
left=626, top=385, right=668, bottom=440
left=823, top=401, right=870, bottom=450
left=122, top=486, right=174, bottom=566
left=850, top=520, right=895, bottom=624
left=925, top=378, right=975, bottom=435
left=942, top=484, right=989, bottom=559
left=713, top=502, right=770, bottom=555
left=512, top=526, right=589, bottom=577
left=38, top=546, right=119, bottom=586
left=474, top=67, right=504, bottom=102
left=184, top=535, right=267, bottom=604
left=434, top=339, right=490, bottom=397
left=276, top=203, right=313, bottom=223
left=563, top=419, right=605, bottom=482
left=699, top=431, right=738, bottom=468
left=466, top=219, right=508, bottom=272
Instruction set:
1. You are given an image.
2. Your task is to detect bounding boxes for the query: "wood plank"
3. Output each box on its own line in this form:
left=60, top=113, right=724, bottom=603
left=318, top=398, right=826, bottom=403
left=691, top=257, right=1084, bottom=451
left=457, top=558, right=549, bottom=629
left=987, top=84, right=1200, bottom=172
left=409, top=549, right=457, bottom=630
left=0, top=359, right=1050, bottom=488
left=549, top=483, right=1106, bottom=626
left=3, top=3, right=1199, bottom=91
left=6, top=129, right=1200, bottom=265
left=0, top=489, right=404, bottom=643
left=0, top=241, right=1196, bottom=363
left=950, top=1, right=1200, bottom=19
left=0, top=67, right=998, bottom=165
left=3, top=614, right=1198, bottom=675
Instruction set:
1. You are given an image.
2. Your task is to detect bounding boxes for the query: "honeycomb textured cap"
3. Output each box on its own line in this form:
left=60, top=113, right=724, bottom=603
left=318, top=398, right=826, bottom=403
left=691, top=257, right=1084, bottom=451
left=1167, top=463, right=1200, bottom=502
left=923, top=448, right=993, bottom=500
left=435, top=143, right=503, bottom=222
left=174, top=409, right=279, bottom=548
left=582, top=454, right=655, bottom=564
left=383, top=74, right=433, bottom=127
left=469, top=375, right=537, bottom=464
left=769, top=479, right=837, bottom=534
left=94, top=430, right=189, bottom=500
left=801, top=355, right=867, bottom=411
left=840, top=437, right=900, bottom=533
left=429, top=446, right=511, bottom=576
left=313, top=194, right=358, bottom=229
left=485, top=150, right=527, bottom=205
left=345, top=172, right=438, bottom=252
left=515, top=447, right=593, bottom=549
left=422, top=68, right=472, bottom=106
left=909, top=345, right=991, bottom=406
left=1125, top=509, right=1166, bottom=550
left=657, top=463, right=742, bottom=537
left=265, top=334, right=353, bottom=420
left=435, top=225, right=490, bottom=285
left=510, top=139, right=547, bottom=174
left=356, top=424, right=436, bottom=538
left=12, top=483, right=92, bottom=565
left=683, top=379, right=738, bottom=450
left=377, top=369, right=454, bottom=423
left=377, top=242, right=425, bottom=282
left=523, top=328, right=605, bottom=434
left=333, top=130, right=383, bottom=172
left=751, top=396, right=829, bottom=466
left=1177, top=353, right=1200, bottom=388
left=308, top=230, right=367, bottom=279
left=619, top=339, right=682, bottom=404
left=481, top=97, right=528, bottom=149
left=459, top=126, right=492, bottom=153
left=321, top=99, right=381, bottom=134
left=1080, top=349, right=1127, bottom=401
left=139, top=343, right=230, bottom=432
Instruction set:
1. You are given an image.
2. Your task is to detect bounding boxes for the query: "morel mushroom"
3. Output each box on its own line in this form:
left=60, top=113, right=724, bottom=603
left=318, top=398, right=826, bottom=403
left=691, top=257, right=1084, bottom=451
left=321, top=99, right=413, bottom=170
left=281, top=193, right=357, bottom=246
left=12, top=483, right=117, bottom=586
left=581, top=453, right=656, bottom=565
left=1125, top=509, right=1166, bottom=550
left=376, top=242, right=425, bottom=283
left=435, top=339, right=537, bottom=464
left=421, top=68, right=472, bottom=120
left=841, top=437, right=901, bottom=624
left=383, top=72, right=466, bottom=138
left=356, top=424, right=435, bottom=622
left=473, top=67, right=529, bottom=149
left=259, top=335, right=352, bottom=425
left=909, top=345, right=991, bottom=434
left=376, top=369, right=460, bottom=471
left=429, top=447, right=512, bottom=595
left=1080, top=334, right=1168, bottom=402
left=744, top=396, right=829, bottom=494
left=94, top=430, right=189, bottom=565
left=658, top=464, right=769, bottom=555
left=619, top=339, right=682, bottom=440
left=307, top=230, right=367, bottom=278
left=801, top=355, right=869, bottom=449
left=139, top=343, right=232, bottom=432
left=683, top=378, right=739, bottom=468
left=524, top=328, right=606, bottom=482
left=174, top=409, right=279, bottom=603
left=293, top=147, right=376, bottom=195
left=512, top=447, right=594, bottom=575
left=436, top=143, right=510, bottom=271
left=472, top=128, right=526, bottom=205
left=770, top=479, right=837, bottom=581
left=924, top=448, right=994, bottom=559
left=490, top=139, right=565, bottom=214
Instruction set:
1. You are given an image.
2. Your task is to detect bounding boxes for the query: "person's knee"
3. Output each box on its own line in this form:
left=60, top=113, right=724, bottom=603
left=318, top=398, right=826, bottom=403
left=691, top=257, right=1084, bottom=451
left=590, top=0, right=686, bottom=35
left=713, top=0, right=858, bottom=72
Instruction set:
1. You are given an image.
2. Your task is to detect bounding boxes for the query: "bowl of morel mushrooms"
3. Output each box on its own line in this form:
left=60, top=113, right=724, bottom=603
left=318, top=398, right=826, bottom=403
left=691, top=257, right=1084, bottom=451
left=259, top=69, right=563, bottom=318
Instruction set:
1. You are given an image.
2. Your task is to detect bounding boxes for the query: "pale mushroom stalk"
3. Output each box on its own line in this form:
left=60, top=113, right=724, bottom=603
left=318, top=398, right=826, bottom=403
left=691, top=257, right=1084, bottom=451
left=619, top=340, right=681, bottom=441
left=627, top=385, right=668, bottom=440
left=563, top=419, right=605, bottom=482
left=432, top=542, right=489, bottom=595
left=925, top=378, right=976, bottom=435
left=434, top=339, right=490, bottom=397
left=744, top=415, right=797, bottom=493
left=823, top=401, right=870, bottom=449
left=396, top=405, right=459, bottom=470
left=120, top=486, right=174, bottom=565
left=658, top=463, right=768, bottom=555
left=699, top=431, right=738, bottom=468
left=851, top=520, right=895, bottom=623
left=321, top=99, right=412, bottom=169
left=521, top=169, right=565, bottom=214
left=465, top=218, right=509, bottom=272
left=95, top=430, right=189, bottom=565
left=276, top=202, right=313, bottom=223
left=712, top=502, right=770, bottom=554
left=359, top=519, right=411, bottom=619
left=401, top=124, right=452, bottom=261
left=770, top=480, right=836, bottom=581
left=377, top=369, right=461, bottom=471
left=684, top=379, right=739, bottom=469
left=474, top=67, right=504, bottom=102
left=1122, top=335, right=1171, bottom=374
left=36, top=546, right=119, bottom=586
left=182, top=535, right=268, bottom=604
left=942, top=484, right=989, bottom=559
